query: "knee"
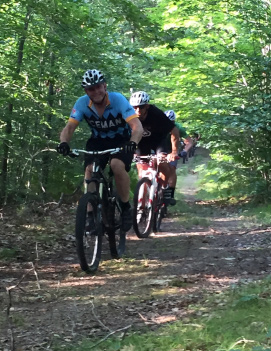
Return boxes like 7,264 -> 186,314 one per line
111,159 -> 126,175
85,164 -> 93,178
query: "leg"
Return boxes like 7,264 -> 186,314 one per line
168,162 -> 178,202
110,158 -> 132,231
110,158 -> 130,202
158,158 -> 176,206
158,161 -> 171,188
168,164 -> 177,188
84,164 -> 96,192
136,163 -> 145,179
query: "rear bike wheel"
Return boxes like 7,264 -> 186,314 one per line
75,192 -> 103,273
153,186 -> 166,233
133,177 -> 153,238
106,196 -> 126,259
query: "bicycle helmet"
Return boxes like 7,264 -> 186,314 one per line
129,91 -> 150,106
81,69 -> 106,88
165,110 -> 176,121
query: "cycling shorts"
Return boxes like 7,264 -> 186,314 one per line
84,137 -> 133,172
169,160 -> 178,168
136,138 -> 169,156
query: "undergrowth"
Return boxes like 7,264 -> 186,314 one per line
52,276 -> 271,351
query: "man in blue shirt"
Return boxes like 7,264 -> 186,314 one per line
57,69 -> 143,231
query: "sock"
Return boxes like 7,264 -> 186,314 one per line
169,187 -> 175,198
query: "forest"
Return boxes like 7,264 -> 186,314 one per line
1,0 -> 271,204
2,2 -> 271,350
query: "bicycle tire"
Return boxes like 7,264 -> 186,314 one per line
133,177 -> 153,238
153,186 -> 166,233
106,196 -> 126,259
75,192 -> 103,273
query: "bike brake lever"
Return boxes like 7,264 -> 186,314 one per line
69,149 -> 79,157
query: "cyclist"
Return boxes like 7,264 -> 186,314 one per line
57,69 -> 143,231
129,91 -> 180,205
165,110 -> 193,204
192,131 -> 201,148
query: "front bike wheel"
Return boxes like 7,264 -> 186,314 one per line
133,177 -> 153,238
106,197 -> 126,259
153,186 -> 166,233
75,192 -> 103,273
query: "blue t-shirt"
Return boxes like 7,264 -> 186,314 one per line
69,92 -> 138,139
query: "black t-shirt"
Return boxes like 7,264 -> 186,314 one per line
138,105 -> 175,147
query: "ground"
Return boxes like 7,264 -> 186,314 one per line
1,148 -> 271,351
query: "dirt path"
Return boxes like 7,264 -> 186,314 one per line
1,148 -> 271,350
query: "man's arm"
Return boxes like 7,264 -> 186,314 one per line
183,136 -> 193,153
127,117 -> 143,145
169,126 -> 180,160
60,121 -> 78,143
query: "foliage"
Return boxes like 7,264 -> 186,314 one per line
2,0 -> 271,203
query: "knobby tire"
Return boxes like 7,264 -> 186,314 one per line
153,185 -> 166,233
102,189 -> 126,259
75,192 -> 103,273
133,177 -> 153,238
107,202 -> 126,259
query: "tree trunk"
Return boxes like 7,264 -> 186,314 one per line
41,52 -> 55,194
0,10 -> 31,204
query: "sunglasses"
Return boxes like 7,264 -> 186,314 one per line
133,105 -> 146,110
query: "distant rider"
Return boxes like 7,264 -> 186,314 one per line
165,110 -> 193,203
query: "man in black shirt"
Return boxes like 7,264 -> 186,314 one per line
129,91 -> 180,205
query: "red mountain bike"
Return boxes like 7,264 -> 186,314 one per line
133,155 -> 168,238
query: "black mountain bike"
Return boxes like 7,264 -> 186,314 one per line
70,148 -> 126,273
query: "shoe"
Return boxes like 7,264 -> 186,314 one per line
85,213 -> 96,235
163,187 -> 176,206
121,207 -> 132,232
170,197 -> 176,206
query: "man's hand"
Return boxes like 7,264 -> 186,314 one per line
123,141 -> 137,153
167,151 -> 179,162
56,142 -> 70,156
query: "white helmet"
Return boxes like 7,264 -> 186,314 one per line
165,110 -> 176,121
81,69 -> 106,88
129,91 -> 150,106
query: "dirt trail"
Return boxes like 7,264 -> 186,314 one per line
1,148 -> 271,350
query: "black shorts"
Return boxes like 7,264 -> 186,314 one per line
136,138 -> 169,156
84,137 -> 133,172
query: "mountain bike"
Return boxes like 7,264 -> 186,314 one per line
70,147 -> 126,273
133,154 -> 168,238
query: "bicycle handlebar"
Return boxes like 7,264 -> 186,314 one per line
133,154 -> 180,163
69,147 -> 123,157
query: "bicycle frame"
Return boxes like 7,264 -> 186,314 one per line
72,147 -> 121,194
135,155 -> 166,205
137,156 -> 158,206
